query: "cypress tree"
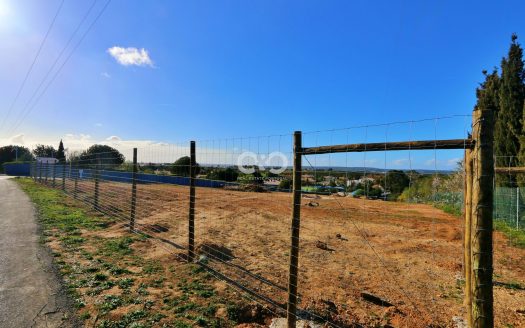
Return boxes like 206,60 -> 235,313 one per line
475,69 -> 504,184
479,69 -> 501,154
56,140 -> 66,163
499,34 -> 525,170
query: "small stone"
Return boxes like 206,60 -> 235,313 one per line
269,318 -> 323,328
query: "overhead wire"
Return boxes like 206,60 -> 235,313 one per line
6,0 -> 112,137
0,0 -> 66,134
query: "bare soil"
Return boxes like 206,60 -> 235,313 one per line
73,180 -> 525,327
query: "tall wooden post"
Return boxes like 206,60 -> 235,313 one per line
464,148 -> 473,327
130,148 -> 138,231
287,131 -> 302,328
94,159 -> 100,211
470,108 -> 494,327
188,141 -> 196,262
38,161 -> 42,183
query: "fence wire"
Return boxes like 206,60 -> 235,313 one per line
25,115 -> 525,327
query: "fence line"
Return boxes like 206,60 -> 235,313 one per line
27,111 -> 500,328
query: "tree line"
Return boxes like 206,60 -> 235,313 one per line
477,34 -> 525,185
0,141 -> 126,172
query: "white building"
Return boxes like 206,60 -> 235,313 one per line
36,157 -> 59,164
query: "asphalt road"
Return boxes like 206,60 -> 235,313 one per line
0,176 -> 75,327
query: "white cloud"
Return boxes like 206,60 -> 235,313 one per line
107,46 -> 154,67
10,134 -> 25,145
392,158 -> 408,166
94,123 -> 103,127
62,134 -> 93,149
106,135 -> 122,142
447,158 -> 461,167
101,72 -> 111,78
425,159 -> 437,166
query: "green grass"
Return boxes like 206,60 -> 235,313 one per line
493,220 -> 525,248
429,194 -> 525,249
434,203 -> 463,217
17,178 -> 109,232
99,237 -> 135,256
15,178 -> 253,327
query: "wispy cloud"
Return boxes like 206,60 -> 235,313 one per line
447,158 -> 461,167
425,159 -> 437,166
101,72 -> 111,78
392,158 -> 408,166
107,46 -> 154,67
94,123 -> 103,127
106,135 -> 122,142
9,134 -> 25,144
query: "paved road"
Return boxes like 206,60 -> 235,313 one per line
0,176 -> 75,327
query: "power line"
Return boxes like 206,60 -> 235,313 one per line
3,0 -> 99,139
0,0 -> 66,133
5,0 -> 112,137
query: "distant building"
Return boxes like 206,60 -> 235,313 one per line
346,177 -> 374,187
36,157 -> 59,164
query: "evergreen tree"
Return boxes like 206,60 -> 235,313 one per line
478,69 -> 501,163
499,34 -> 525,169
56,140 -> 66,163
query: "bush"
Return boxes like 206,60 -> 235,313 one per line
171,156 -> 200,177
206,167 -> 238,182
75,145 -> 125,167
0,146 -> 34,172
352,189 -> 364,197
278,179 -> 291,190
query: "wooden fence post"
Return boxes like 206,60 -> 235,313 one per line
188,141 -> 196,262
62,163 -> 66,191
94,159 -> 100,211
470,108 -> 494,327
287,131 -> 302,328
130,148 -> 138,231
464,148 -> 473,327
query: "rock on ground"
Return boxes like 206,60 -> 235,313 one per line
269,318 -> 323,328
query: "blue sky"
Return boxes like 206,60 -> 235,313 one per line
0,0 -> 524,168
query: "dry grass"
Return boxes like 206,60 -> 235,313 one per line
24,178 -> 525,327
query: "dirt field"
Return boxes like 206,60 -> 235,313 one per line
69,179 -> 525,327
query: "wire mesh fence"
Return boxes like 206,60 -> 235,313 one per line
494,155 -> 525,232
24,113 -> 524,327
494,187 -> 524,229
295,117 -> 469,327
493,156 -> 525,271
